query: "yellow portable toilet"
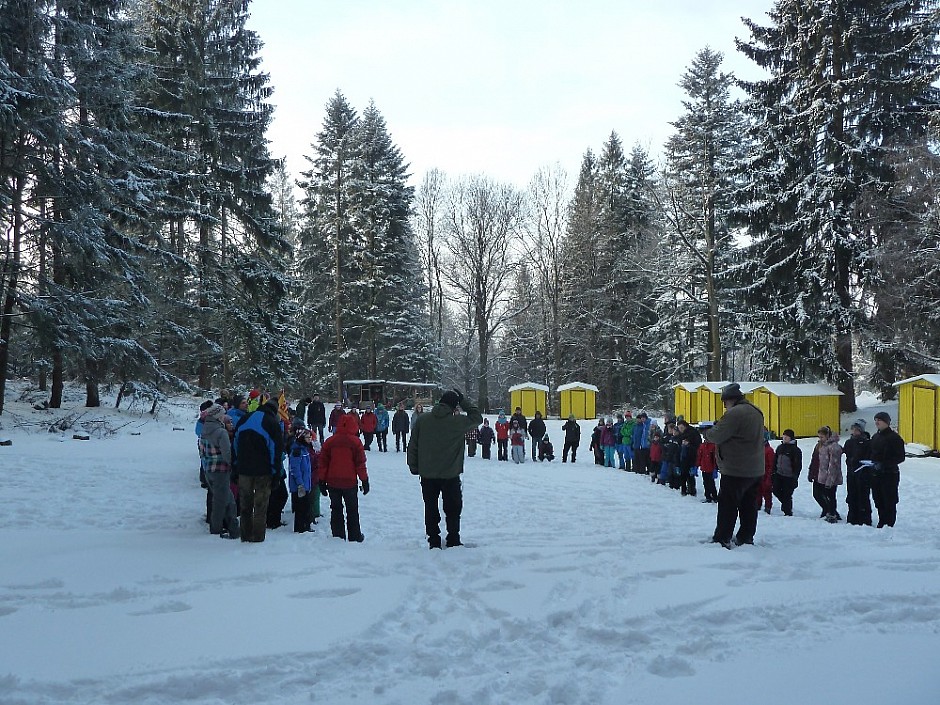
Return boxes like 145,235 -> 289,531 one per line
673,382 -> 705,423
894,374 -> 940,451
750,383 -> 842,438
695,381 -> 730,424
557,382 -> 598,420
509,382 -> 549,418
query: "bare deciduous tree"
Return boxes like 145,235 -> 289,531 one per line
442,176 -> 526,412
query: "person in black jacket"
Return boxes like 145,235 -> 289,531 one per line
561,415 -> 580,463
306,393 -> 327,442
511,407 -> 528,436
843,419 -> 873,526
392,402 -> 410,452
772,429 -> 802,516
528,411 -> 546,461
677,420 -> 701,496
233,399 -> 285,543
477,419 -> 495,459
661,424 -> 682,488
869,411 -> 905,528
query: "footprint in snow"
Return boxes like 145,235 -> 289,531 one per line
129,601 -> 192,616
647,655 -> 695,678
288,587 -> 361,599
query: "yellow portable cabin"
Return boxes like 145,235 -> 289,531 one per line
509,383 -> 549,418
894,374 -> 940,452
694,381 -> 730,424
673,382 -> 705,423
557,382 -> 598,420
750,383 -> 842,438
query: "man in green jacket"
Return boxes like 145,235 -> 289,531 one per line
706,383 -> 766,548
407,389 -> 483,549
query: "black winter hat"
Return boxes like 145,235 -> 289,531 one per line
874,411 -> 891,424
721,383 -> 745,401
440,390 -> 461,409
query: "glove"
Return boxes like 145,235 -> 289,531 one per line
361,479 -> 370,495
319,482 -> 329,497
452,388 -> 465,408
297,487 -> 307,498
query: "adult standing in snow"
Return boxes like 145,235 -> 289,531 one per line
199,404 -> 239,538
868,411 -> 906,528
233,398 -> 284,543
528,411 -> 546,461
407,390 -> 483,549
306,393 -> 327,442
843,419 -> 872,526
561,415 -> 580,463
631,412 -> 652,476
392,402 -> 410,452
374,403 -> 390,452
328,403 -> 344,435
706,383 -> 766,548
511,407 -> 528,437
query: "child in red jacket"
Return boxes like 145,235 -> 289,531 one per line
758,433 -> 775,513
319,414 -> 369,542
648,428 -> 663,483
696,431 -> 719,503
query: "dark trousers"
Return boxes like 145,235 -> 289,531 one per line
313,424 -> 325,443
772,474 -> 798,515
846,468 -> 873,526
713,475 -> 762,544
421,476 -> 462,546
813,482 -> 838,517
238,475 -> 271,542
206,471 -> 238,535
328,486 -> 362,540
481,442 -> 492,459
377,430 -> 388,452
562,441 -> 577,462
633,447 -> 650,475
871,471 -> 900,527
267,476 -> 288,528
467,440 -> 477,457
702,471 -> 718,501
497,439 -> 508,461
395,430 -> 407,451
592,446 -> 604,465
363,432 -> 374,450
680,466 -> 697,496
291,491 -> 311,532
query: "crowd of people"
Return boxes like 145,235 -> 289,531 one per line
194,384 -> 907,549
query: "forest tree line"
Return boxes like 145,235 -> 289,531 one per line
2,0 -> 939,415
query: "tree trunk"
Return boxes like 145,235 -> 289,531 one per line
477,320 -> 490,413
197,193 -> 211,390
85,358 -> 100,407
0,174 -> 23,415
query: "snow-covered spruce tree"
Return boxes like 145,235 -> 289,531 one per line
347,101 -> 435,383
864,138 -> 940,396
661,47 -> 747,382
442,175 -> 526,412
734,0 -> 940,411
136,0 -> 286,392
558,149 -> 603,396
0,1 -> 72,414
298,91 -> 362,398
23,0 -> 177,409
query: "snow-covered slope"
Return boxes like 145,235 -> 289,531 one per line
1,392 -> 939,704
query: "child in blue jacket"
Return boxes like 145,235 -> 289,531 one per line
289,423 -> 315,533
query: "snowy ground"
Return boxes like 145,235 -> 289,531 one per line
1,387 -> 939,705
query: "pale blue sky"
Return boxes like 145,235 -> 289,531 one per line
247,0 -> 773,188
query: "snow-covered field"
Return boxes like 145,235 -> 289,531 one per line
1,387 -> 939,705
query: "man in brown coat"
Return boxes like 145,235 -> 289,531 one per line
706,383 -> 766,548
